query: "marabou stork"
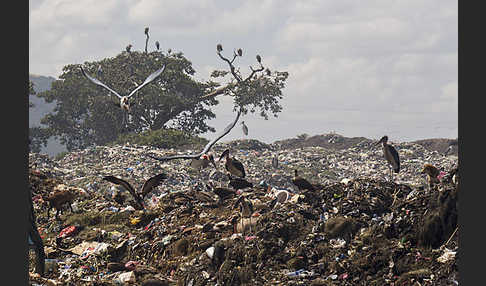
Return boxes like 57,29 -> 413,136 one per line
102,173 -> 166,210
375,135 -> 400,182
233,195 -> 254,234
206,181 -> 238,204
80,65 -> 166,128
219,149 -> 246,178
241,121 -> 248,136
292,169 -> 315,192
228,174 -> 253,191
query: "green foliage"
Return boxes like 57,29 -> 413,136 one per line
54,151 -> 69,161
31,40 -> 288,152
29,126 -> 52,153
110,128 -> 209,149
36,49 -> 218,151
29,80 -> 35,108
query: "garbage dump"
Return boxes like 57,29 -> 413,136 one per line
28,137 -> 458,285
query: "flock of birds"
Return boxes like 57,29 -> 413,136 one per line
29,30 -> 457,279
44,31 -> 452,233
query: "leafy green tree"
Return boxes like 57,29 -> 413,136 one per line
34,42 -> 288,151
29,80 -> 35,108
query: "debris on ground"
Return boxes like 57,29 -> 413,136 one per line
28,137 -> 458,285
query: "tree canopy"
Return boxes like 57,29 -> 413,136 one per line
31,41 -> 288,152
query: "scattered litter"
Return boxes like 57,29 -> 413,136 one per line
28,138 -> 458,285
437,248 -> 457,263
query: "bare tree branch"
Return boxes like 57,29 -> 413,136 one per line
217,51 -> 242,82
244,64 -> 265,82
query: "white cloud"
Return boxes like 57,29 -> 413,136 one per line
29,0 -> 458,143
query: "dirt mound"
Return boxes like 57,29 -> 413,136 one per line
273,133 -> 372,150
28,144 -> 459,285
412,138 -> 458,156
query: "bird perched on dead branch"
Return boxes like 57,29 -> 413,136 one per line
102,173 -> 166,210
375,135 -> 400,182
292,169 -> 315,192
219,149 -> 246,178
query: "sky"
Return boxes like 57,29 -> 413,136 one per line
29,0 -> 458,145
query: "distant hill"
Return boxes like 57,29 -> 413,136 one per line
29,74 -> 56,126
28,74 -> 458,157
272,133 -> 458,156
411,138 -> 458,156
29,74 -> 67,156
273,133 -> 374,150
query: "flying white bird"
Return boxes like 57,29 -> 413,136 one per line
80,65 -> 166,112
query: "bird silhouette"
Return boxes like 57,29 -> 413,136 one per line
219,149 -> 246,178
233,195 -> 255,234
241,121 -> 248,136
227,174 -> 253,191
291,169 -> 315,192
375,135 -> 400,182
102,173 -> 166,209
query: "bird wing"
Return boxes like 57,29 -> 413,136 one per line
127,65 -> 166,98
229,158 -> 246,178
146,110 -> 240,162
103,176 -> 144,208
388,145 -> 400,173
199,110 -> 241,155
140,173 -> 167,198
146,153 -> 201,162
81,67 -> 123,99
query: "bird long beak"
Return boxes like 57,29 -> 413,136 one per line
211,158 -> 217,169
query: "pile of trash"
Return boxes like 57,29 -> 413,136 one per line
28,138 -> 458,285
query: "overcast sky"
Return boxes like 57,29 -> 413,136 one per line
29,0 -> 457,144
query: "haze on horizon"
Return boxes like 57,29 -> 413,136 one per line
29,0 -> 458,148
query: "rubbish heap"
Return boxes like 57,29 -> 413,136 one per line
28,137 -> 458,285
